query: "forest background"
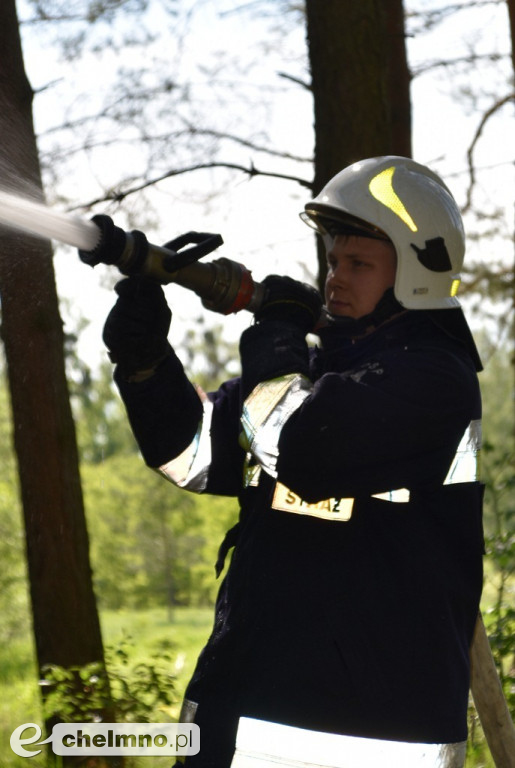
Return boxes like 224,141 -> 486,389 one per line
0,1 -> 514,766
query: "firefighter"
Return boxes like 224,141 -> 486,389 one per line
103,156 -> 484,767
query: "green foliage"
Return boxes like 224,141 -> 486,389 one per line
0,372 -> 31,646
107,634 -> 176,722
1,607 -> 213,767
40,662 -> 111,724
480,341 -> 515,629
65,319 -> 240,610
465,341 -> 515,757
176,318 -> 240,392
40,634 -> 176,725
67,351 -> 138,462
480,439 -> 515,713
82,451 -> 239,610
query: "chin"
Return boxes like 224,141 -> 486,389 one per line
329,306 -> 357,318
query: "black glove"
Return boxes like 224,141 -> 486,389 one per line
103,276 -> 172,379
239,274 -> 321,400
255,275 -> 323,334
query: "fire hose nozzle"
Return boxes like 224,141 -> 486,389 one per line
78,214 -> 265,315
78,214 -> 326,327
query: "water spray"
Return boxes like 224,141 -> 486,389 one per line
0,190 -> 265,315
0,189 -> 100,250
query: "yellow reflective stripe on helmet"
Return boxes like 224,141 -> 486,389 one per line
369,166 -> 418,232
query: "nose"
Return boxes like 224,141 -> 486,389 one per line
326,256 -> 348,289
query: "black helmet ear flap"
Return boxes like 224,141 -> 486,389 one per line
426,308 -> 483,372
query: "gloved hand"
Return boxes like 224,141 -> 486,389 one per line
254,275 -> 322,334
103,276 -> 172,379
239,276 -> 320,400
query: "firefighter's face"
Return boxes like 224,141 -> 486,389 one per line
325,235 -> 397,319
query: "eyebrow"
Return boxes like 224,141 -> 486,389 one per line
328,250 -> 377,261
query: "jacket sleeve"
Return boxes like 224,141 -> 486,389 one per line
114,349 -> 245,497
243,343 -> 481,502
114,350 -> 203,467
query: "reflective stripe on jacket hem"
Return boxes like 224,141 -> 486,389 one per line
231,717 -> 466,768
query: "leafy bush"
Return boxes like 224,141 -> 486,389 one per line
40,634 -> 176,725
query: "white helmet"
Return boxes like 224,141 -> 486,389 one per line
301,156 -> 465,310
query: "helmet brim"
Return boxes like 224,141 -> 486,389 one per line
301,205 -> 390,241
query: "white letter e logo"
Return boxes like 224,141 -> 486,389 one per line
10,723 -> 52,757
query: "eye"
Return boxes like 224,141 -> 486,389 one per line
352,258 -> 370,270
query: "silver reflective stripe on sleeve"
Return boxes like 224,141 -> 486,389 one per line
242,379 -> 481,507
240,373 -> 312,478
372,487 -> 410,502
444,419 -> 481,485
157,397 -> 213,492
232,717 -> 466,768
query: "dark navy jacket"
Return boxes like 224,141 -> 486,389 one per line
115,311 -> 484,764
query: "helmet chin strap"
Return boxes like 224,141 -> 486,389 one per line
318,288 -> 405,344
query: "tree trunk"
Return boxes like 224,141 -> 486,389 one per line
502,0 -> 515,700
505,0 -> 515,448
0,0 -> 114,758
305,0 -> 411,288
470,615 -> 515,768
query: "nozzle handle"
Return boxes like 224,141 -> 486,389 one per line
162,232 -> 224,272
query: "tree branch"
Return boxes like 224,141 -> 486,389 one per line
277,71 -> 312,91
411,52 -> 508,79
175,123 -> 313,163
39,119 -> 313,166
463,93 -> 515,213
69,161 -> 314,210
406,1 -> 501,34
